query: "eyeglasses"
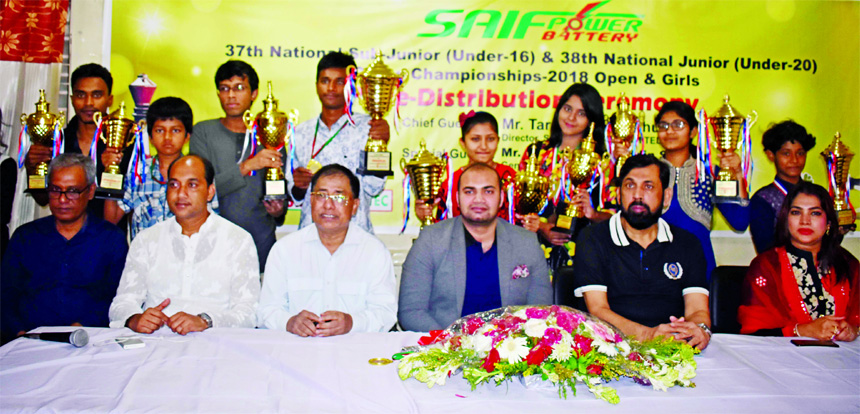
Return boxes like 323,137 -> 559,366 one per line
217,84 -> 249,94
656,120 -> 688,131
47,186 -> 87,200
309,192 -> 350,205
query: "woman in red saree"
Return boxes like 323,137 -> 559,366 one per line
739,182 -> 858,341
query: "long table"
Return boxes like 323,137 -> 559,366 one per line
1,327 -> 858,413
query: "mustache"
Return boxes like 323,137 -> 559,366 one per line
626,201 -> 652,214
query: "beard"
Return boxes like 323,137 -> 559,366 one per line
621,200 -> 663,230
460,202 -> 498,227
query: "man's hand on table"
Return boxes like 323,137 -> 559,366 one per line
168,312 -> 209,335
316,311 -> 353,337
287,310 -> 321,337
126,298 -> 171,333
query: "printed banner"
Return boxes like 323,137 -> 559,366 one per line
110,0 -> 860,231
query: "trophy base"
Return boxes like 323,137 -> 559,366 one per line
837,209 -> 856,227
23,187 -> 47,195
552,215 -> 579,236
264,180 -> 287,201
28,175 -> 47,189
714,180 -> 739,197
95,187 -> 125,200
358,150 -> 393,178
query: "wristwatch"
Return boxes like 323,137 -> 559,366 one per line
198,313 -> 213,329
698,323 -> 712,337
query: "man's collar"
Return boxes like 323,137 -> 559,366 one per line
462,220 -> 497,248
609,212 -> 673,247
171,213 -> 215,237
308,223 -> 360,247
317,112 -> 349,130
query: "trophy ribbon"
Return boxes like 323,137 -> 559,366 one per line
344,66 -> 359,126
16,124 -> 30,169
400,167 -> 411,234
89,112 -> 103,167
506,181 -> 515,224
740,117 -> 754,194
441,152 -> 453,220
128,121 -> 149,189
695,109 -> 715,184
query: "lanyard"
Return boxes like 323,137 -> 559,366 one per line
311,116 -> 348,160
150,159 -> 166,185
774,179 -> 788,196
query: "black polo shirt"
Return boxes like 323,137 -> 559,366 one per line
573,213 -> 708,328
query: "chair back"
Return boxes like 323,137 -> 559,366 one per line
709,265 -> 748,334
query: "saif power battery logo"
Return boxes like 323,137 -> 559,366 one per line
418,0 -> 643,42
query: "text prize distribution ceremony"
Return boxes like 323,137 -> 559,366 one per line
0,0 -> 859,412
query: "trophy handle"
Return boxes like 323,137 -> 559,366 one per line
92,111 -> 102,127
399,68 -> 410,88
747,110 -> 758,127
399,157 -> 407,174
242,110 -> 254,131
56,111 -> 66,130
20,113 -> 27,126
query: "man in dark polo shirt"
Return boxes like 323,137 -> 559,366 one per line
574,154 -> 711,350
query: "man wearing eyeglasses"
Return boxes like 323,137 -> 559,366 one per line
1,154 -> 128,344
190,60 -> 285,271
258,164 -> 397,336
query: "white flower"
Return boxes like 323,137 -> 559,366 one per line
497,337 -> 530,364
524,319 -> 548,338
513,309 -> 528,319
594,339 -> 618,357
470,334 -> 493,355
549,336 -> 572,361
617,340 -> 631,354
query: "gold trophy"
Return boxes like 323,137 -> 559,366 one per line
401,141 -> 446,228
20,90 -> 65,191
243,81 -> 299,200
514,140 -> 550,216
553,126 -> 604,234
821,132 -> 856,229
349,50 -> 409,178
709,94 -> 757,202
94,102 -> 139,199
607,92 -> 642,173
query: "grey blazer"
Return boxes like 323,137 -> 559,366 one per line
398,217 -> 552,332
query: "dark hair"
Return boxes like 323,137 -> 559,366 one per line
215,60 -> 259,91
317,52 -> 356,80
146,97 -> 193,137
311,163 -> 360,199
71,63 -> 113,94
457,162 -> 502,191
460,111 -> 498,138
774,181 -> 849,283
654,100 -> 699,130
548,83 -> 605,154
168,154 -> 215,186
762,120 -> 816,153
617,153 -> 669,190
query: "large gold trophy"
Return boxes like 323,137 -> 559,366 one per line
514,141 -> 550,216
94,102 -> 139,199
821,132 -> 856,229
401,141 -> 446,228
607,92 -> 642,173
243,81 -> 299,200
20,90 -> 65,191
708,94 -> 757,202
349,50 -> 409,178
553,126 -> 604,234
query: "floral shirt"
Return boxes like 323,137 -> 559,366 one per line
786,244 -> 835,319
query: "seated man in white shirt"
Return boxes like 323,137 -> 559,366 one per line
109,154 -> 261,334
258,164 -> 397,336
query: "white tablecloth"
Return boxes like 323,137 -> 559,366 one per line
0,327 -> 858,413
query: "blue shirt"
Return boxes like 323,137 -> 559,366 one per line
749,176 -> 795,254
461,228 -> 502,317
1,215 -> 128,342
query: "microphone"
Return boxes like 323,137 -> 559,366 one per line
24,329 -> 89,347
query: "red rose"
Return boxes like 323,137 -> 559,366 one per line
587,364 -> 603,375
482,348 -> 501,372
526,344 -> 552,366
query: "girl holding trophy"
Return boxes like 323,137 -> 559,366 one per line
413,111 -> 529,228
655,101 -> 750,280
518,83 -> 612,271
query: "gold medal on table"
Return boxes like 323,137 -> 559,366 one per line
307,159 -> 322,173
368,357 -> 393,366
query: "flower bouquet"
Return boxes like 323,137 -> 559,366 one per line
396,305 -> 699,404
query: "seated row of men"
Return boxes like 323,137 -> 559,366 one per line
2,152 -> 711,350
